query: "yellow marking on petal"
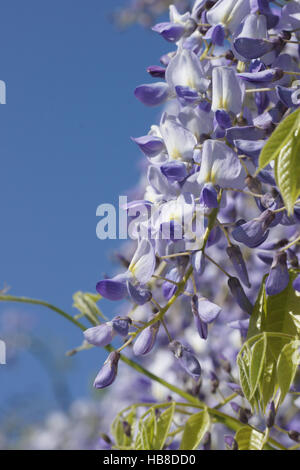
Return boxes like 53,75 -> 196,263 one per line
187,79 -> 196,89
171,148 -> 182,160
129,262 -> 137,277
210,170 -> 216,184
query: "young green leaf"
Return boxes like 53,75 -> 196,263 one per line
248,271 -> 300,341
152,402 -> 175,450
243,270 -> 300,411
258,108 -> 300,171
73,291 -> 105,322
249,333 -> 267,399
235,427 -> 264,450
274,130 -> 300,214
135,408 -> 156,450
277,340 -> 300,404
111,415 -> 128,448
237,343 -> 258,409
179,410 -> 210,450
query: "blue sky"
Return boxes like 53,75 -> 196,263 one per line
0,0 -> 169,423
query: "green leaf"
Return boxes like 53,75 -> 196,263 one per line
135,409 -> 156,450
111,415 -> 127,448
258,347 -> 278,412
274,130 -> 300,214
73,291 -> 105,322
249,333 -> 267,399
238,344 -> 258,409
179,410 -> 210,450
277,339 -> 300,404
258,108 -> 300,171
248,271 -> 300,340
111,408 -> 137,449
235,427 -> 264,450
239,270 -> 300,411
153,403 -> 175,450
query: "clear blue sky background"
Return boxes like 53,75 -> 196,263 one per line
0,0 -> 169,425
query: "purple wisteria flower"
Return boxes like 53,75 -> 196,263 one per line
94,351 -> 120,389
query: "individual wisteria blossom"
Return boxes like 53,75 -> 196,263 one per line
196,139 -> 245,189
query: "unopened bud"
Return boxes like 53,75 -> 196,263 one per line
245,175 -> 262,195
203,431 -> 211,450
122,421 -> 131,438
169,340 -> 201,380
220,354 -> 232,374
133,320 -> 160,356
94,351 -> 120,389
100,433 -> 112,445
224,435 -> 238,450
228,277 -> 253,315
210,371 -> 219,393
266,401 -> 276,428
288,430 -> 300,443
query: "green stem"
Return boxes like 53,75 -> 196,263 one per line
0,295 -> 86,331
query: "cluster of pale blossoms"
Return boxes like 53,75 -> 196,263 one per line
113,0 -> 191,28
84,0 -> 300,450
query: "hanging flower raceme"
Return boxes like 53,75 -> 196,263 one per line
83,2 -> 300,449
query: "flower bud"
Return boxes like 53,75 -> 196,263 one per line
245,175 -> 262,195
232,210 -> 274,248
111,316 -> 132,337
133,321 -> 160,356
230,402 -> 251,424
226,245 -> 251,288
266,401 -> 276,428
224,435 -> 238,450
122,421 -> 131,438
94,351 -> 120,389
288,430 -> 300,443
203,431 -> 211,450
266,252 -> 289,296
220,354 -> 232,374
226,382 -> 244,397
210,371 -> 219,393
228,277 -> 253,315
84,322 -> 115,347
147,65 -> 166,79
99,434 -> 112,450
169,340 -> 201,380
191,295 -> 221,340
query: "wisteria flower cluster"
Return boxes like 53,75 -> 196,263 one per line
83,0 -> 300,450
2,0 -> 300,451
